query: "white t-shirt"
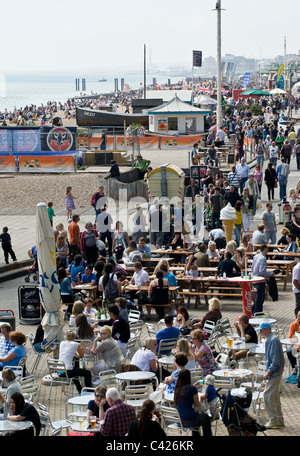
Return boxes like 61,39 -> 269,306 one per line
131,348 -> 156,371
133,269 -> 149,286
59,340 -> 79,370
269,146 -> 278,158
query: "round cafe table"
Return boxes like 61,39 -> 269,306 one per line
248,317 -> 277,326
213,368 -> 253,379
71,420 -> 103,433
0,420 -> 34,435
115,371 -> 156,386
228,276 -> 265,318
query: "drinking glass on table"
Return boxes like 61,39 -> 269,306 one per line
90,416 -> 96,428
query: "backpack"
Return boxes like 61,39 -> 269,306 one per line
104,277 -> 119,302
91,193 -> 95,206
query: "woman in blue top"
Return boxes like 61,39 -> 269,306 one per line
281,233 -> 298,260
87,385 -> 110,423
174,369 -> 212,436
0,332 -> 26,370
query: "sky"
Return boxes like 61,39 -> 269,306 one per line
1,0 -> 299,74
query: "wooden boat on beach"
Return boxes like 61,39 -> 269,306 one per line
76,107 -> 149,127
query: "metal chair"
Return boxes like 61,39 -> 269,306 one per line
160,405 -> 201,436
37,404 -> 73,435
202,320 -> 215,338
215,317 -> 233,338
124,385 -> 149,412
99,369 -> 119,389
22,383 -> 39,404
157,338 -> 178,357
128,310 -> 141,324
123,336 -> 138,362
189,367 -> 204,389
46,359 -> 80,402
145,322 -> 157,337
129,322 -> 143,345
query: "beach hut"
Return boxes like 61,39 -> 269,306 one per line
147,163 -> 185,201
145,94 -> 210,135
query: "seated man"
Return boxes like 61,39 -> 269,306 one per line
80,265 -> 97,285
252,223 -> 268,245
137,237 -> 151,259
130,261 -> 150,287
205,144 -> 219,166
155,314 -> 180,355
0,323 -> 14,358
218,251 -> 241,277
100,387 -> 136,436
287,311 -> 300,375
232,314 -> 258,361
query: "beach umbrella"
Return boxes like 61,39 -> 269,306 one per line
36,202 -> 64,350
239,89 -> 271,96
269,88 -> 286,94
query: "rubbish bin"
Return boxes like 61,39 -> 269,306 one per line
278,198 -> 292,224
18,285 -> 42,325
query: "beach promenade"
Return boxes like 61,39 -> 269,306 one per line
1,148 -> 300,437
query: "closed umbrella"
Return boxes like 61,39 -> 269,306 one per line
36,202 -> 64,350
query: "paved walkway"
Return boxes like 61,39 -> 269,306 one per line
1,149 -> 300,437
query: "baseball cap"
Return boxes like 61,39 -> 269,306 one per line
256,322 -> 272,331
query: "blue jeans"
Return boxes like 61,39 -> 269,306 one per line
279,178 -> 287,200
252,281 -> 266,314
264,230 -> 276,244
296,154 -> 300,170
233,224 -> 242,247
240,177 -> 248,193
182,412 -> 212,437
252,195 -> 257,216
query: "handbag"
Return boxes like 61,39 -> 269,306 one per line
274,181 -> 278,188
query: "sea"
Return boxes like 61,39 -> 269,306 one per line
0,70 -> 186,113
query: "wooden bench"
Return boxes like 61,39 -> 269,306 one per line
178,290 -> 243,309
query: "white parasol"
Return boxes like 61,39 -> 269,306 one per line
269,88 -> 286,94
36,203 -> 64,350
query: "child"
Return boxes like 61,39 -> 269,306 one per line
164,353 -> 188,394
47,202 -> 55,227
65,186 -> 76,219
199,374 -> 219,419
0,226 -> 17,264
83,297 -> 98,323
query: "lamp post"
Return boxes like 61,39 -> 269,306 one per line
214,1 -> 224,131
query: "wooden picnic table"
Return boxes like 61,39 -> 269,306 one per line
174,275 -> 243,308
123,284 -> 180,312
246,251 -> 300,259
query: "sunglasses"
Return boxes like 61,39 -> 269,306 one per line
95,394 -> 105,398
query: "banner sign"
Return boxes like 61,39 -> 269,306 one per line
161,135 -> 204,150
193,50 -> 202,67
12,129 -> 41,153
0,130 -> 12,153
19,155 -> 74,172
0,156 -> 16,172
42,126 -> 77,151
243,72 -> 250,89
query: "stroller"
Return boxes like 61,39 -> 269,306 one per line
24,248 -> 38,283
218,387 -> 267,436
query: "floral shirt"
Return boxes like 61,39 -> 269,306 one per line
193,342 -> 217,376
